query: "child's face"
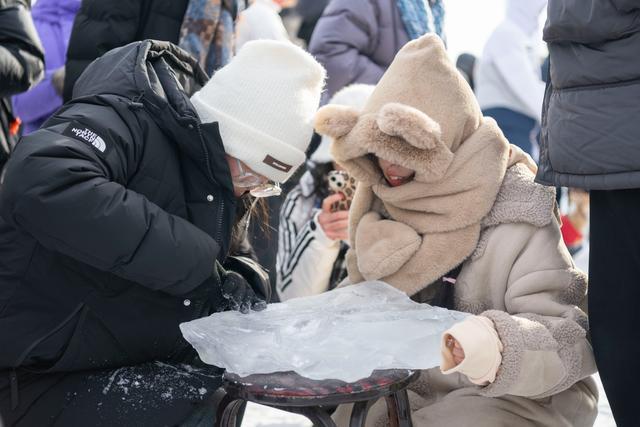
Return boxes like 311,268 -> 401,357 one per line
377,158 -> 415,187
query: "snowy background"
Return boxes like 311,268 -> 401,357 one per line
445,0 -> 508,60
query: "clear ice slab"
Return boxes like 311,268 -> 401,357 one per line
180,281 -> 469,382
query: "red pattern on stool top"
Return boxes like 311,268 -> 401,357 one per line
223,369 -> 415,400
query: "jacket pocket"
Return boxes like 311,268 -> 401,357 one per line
20,304 -> 131,373
46,305 -> 139,372
17,303 -> 86,372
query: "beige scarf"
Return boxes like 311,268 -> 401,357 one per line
345,118 -> 510,296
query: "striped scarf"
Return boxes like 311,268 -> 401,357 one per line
396,0 -> 446,42
178,0 -> 249,76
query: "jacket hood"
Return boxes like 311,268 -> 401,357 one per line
506,0 -> 547,36
316,35 -> 484,185
73,40 -> 234,191
73,40 -> 208,116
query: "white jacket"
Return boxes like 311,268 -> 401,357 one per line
236,0 -> 290,50
276,171 -> 343,300
475,0 -> 547,122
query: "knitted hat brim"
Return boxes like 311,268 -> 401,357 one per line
192,92 -> 307,183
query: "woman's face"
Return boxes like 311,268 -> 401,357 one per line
227,156 -> 269,197
377,158 -> 415,187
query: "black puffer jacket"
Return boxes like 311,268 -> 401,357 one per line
0,40 -> 239,373
536,0 -> 640,190
62,0 -> 189,101
0,0 -> 44,170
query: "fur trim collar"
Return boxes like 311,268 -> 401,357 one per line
483,162 -> 557,229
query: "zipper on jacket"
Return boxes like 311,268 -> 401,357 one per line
195,122 -> 216,183
195,121 -> 232,255
216,198 -> 225,249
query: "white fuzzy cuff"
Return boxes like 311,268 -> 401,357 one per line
440,315 -> 503,385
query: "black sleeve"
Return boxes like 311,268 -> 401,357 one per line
63,0 -> 145,101
0,102 -> 220,296
0,0 -> 44,98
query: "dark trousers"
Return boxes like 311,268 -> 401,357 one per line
483,107 -> 537,156
589,189 -> 640,427
0,361 -> 223,427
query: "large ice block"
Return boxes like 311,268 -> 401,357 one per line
180,281 -> 468,382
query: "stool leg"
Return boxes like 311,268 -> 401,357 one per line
281,406 -> 337,427
385,390 -> 412,427
210,389 -> 245,427
349,400 -> 375,427
219,400 -> 245,427
234,402 -> 246,427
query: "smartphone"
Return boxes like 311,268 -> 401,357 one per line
327,170 -> 355,212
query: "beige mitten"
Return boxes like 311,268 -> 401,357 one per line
355,211 -> 421,280
440,316 -> 503,385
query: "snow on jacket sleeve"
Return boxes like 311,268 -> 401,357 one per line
0,0 -> 44,98
276,187 -> 341,300
308,0 -> 385,98
0,102 -> 220,296
478,221 -> 596,399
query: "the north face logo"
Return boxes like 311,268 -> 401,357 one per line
70,127 -> 106,152
63,122 -> 109,155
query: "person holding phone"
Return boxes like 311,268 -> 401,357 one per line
276,84 -> 374,300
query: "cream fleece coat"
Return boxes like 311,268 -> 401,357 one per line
316,34 -> 597,427
332,155 -> 598,427
316,35 -> 511,296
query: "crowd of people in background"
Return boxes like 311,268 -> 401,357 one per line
0,0 -> 638,426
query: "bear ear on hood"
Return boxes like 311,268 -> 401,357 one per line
314,104 -> 360,140
376,103 -> 443,150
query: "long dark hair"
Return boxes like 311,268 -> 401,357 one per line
229,195 -> 270,254
230,161 -> 330,255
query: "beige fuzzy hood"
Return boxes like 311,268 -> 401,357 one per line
316,34 -> 486,185
315,34 -> 513,295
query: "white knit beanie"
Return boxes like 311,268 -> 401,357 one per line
190,40 -> 326,183
310,84 -> 375,164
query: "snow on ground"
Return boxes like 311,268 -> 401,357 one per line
242,244 -> 615,427
242,403 -> 312,427
595,373 -> 616,427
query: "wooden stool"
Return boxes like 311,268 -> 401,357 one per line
212,369 -> 419,427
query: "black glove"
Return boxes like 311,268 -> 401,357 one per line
223,255 -> 272,303
221,271 -> 267,314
